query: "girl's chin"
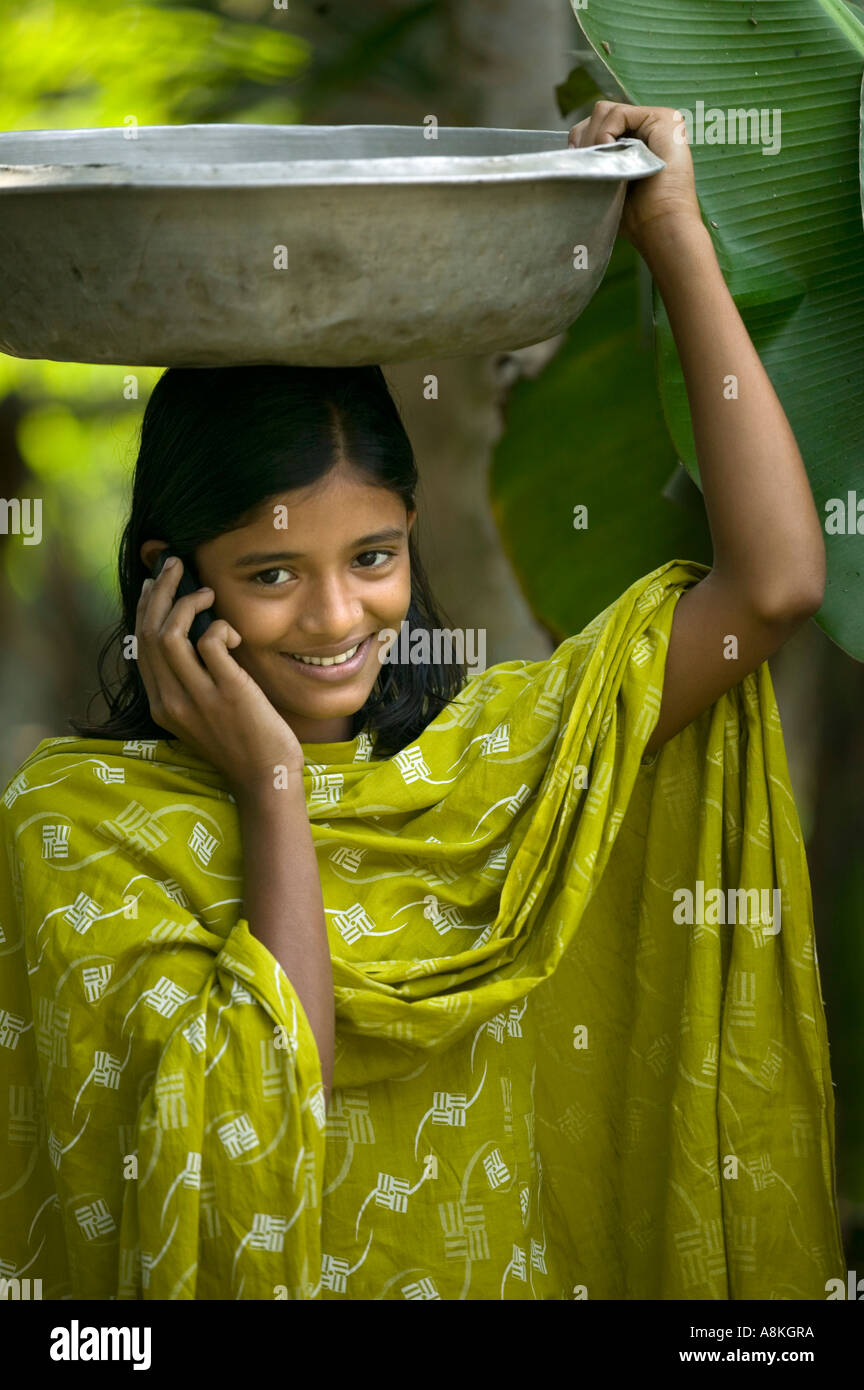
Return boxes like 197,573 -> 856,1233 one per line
268,677 -> 379,718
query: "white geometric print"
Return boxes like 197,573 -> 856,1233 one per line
481,724 -> 510,754
182,1015 -> 207,1054
484,1148 -> 510,1188
100,801 -> 168,854
183,1153 -> 202,1189
431,1092 -> 467,1126
321,1254 -> 350,1293
217,1114 -> 259,1158
482,845 -> 509,875
41,825 -> 70,859
354,731 -> 374,760
121,740 -> 158,759
162,878 -> 190,908
7,1086 -> 38,1144
375,1173 -> 410,1213
2,773 -> 28,807
142,977 -> 191,1019
188,822 -> 219,865
0,1009 -> 26,1050
394,747 -> 430,784
439,1201 -> 489,1261
402,1277 -> 440,1299
82,964 -> 112,1002
308,772 -> 344,809
36,1000 -> 70,1065
64,892 -> 101,934
249,1214 -> 289,1252
259,1039 -> 284,1098
730,971 -> 757,1027
325,1089 -> 375,1144
94,764 -> 125,783
486,1001 -> 526,1042
308,1086 -> 327,1130
332,903 -> 376,945
75,1198 -> 116,1240
330,845 -> 365,873
422,895 -> 464,934
93,1051 -> 122,1089
505,784 -> 531,816
155,1072 -> 187,1128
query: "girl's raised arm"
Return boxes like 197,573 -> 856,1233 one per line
569,103 -> 825,755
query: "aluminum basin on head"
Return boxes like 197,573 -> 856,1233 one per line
0,124 -> 665,368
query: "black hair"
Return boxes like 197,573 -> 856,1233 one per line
69,364 -> 467,759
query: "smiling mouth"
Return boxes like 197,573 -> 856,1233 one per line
292,642 -> 361,667
280,633 -> 374,676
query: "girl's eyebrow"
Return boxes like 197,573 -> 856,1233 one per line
233,527 -> 407,567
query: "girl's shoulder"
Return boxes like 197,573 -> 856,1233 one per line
2,736 -> 97,810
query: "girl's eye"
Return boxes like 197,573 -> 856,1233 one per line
252,568 -> 292,586
251,552 -> 395,584
354,549 -> 395,568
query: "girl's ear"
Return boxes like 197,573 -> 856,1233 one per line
140,539 -> 170,572
406,508 -> 417,535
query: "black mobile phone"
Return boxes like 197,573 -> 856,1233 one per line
151,549 -> 214,647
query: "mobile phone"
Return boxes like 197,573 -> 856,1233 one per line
150,549 -> 214,647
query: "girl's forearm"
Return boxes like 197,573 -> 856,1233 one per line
234,775 -> 334,1108
641,217 -> 825,618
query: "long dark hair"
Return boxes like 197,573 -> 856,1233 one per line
69,364 -> 467,758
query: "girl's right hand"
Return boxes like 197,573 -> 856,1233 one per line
136,555 -> 305,789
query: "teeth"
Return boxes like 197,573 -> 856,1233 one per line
292,641 -> 361,667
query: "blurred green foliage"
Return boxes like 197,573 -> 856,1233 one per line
0,0 -> 308,131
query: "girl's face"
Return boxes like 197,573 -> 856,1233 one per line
154,464 -> 415,745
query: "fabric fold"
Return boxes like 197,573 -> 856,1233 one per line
0,559 -> 844,1298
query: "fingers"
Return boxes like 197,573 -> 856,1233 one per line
136,558 -> 217,722
568,117 -> 590,148
588,102 -> 654,146
135,569 -> 187,722
568,100 -> 675,150
193,618 -> 247,691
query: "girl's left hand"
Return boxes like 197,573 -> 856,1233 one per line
568,101 -> 703,256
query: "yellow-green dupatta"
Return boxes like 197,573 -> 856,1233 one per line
0,560 -> 844,1299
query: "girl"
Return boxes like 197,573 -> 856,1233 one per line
0,104 -> 842,1300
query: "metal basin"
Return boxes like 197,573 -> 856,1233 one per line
0,124 -> 663,367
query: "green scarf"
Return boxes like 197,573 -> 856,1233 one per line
0,560 -> 843,1299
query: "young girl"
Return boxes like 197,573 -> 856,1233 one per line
0,104 -> 843,1300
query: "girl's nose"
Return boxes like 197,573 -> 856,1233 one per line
293,577 -> 364,638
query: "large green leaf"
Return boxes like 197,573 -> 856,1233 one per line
576,0 -> 864,659
490,241 -> 712,639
